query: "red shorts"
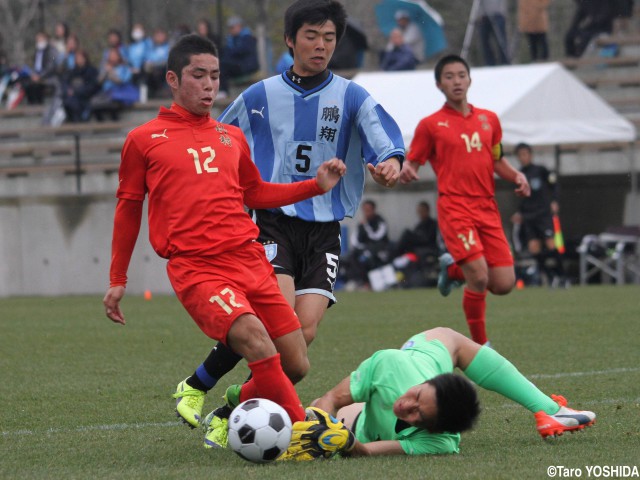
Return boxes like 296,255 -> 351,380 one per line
166,241 -> 301,344
437,195 -> 513,267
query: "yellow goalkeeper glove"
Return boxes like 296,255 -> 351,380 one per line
304,407 -> 356,455
277,420 -> 334,461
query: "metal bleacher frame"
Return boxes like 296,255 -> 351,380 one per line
577,232 -> 640,285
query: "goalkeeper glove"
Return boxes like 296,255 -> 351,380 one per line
304,407 -> 356,455
277,420 -> 334,461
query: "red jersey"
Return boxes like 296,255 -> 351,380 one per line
407,103 -> 502,198
116,103 -> 323,261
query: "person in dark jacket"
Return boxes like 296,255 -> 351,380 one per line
344,200 -> 391,289
510,143 -> 566,287
381,28 -> 418,71
218,16 -> 259,97
23,32 -> 59,104
61,49 -> 99,122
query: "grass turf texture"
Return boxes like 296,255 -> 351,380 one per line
1,286 -> 638,479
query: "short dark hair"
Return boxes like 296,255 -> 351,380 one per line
107,28 -> 122,42
515,142 -> 532,154
434,54 -> 470,83
423,374 -> 480,434
284,0 -> 347,56
362,199 -> 376,209
167,34 -> 218,81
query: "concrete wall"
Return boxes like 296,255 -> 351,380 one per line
0,170 -> 637,297
0,191 -> 172,297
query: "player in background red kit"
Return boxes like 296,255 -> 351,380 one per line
400,54 -> 530,345
102,34 -> 346,425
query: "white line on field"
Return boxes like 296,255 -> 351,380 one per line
527,366 -> 640,379
3,368 -> 638,437
2,421 -> 182,437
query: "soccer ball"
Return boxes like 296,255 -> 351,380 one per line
227,398 -> 292,463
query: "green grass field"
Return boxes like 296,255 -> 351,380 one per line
1,286 -> 639,479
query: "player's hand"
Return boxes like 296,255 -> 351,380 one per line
368,157 -> 400,188
315,158 -> 346,192
399,160 -> 421,184
550,200 -> 559,215
513,172 -> 530,197
103,286 -> 126,325
305,407 -> 356,454
278,420 -> 334,461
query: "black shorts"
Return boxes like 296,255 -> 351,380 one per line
522,212 -> 554,243
255,210 -> 341,303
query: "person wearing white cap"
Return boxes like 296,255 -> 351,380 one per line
387,9 -> 425,63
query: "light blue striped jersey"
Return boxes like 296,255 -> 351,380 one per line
218,71 -> 405,222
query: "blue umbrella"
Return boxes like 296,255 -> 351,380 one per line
375,0 -> 447,59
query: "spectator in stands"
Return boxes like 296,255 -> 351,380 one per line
196,18 -> 222,48
380,28 -> 418,71
144,27 -> 171,98
52,21 -> 70,64
61,49 -> 99,123
390,9 -> 425,64
60,33 -> 80,72
564,0 -> 614,58
22,31 -> 59,105
127,23 -> 151,84
91,47 -> 137,121
219,15 -> 259,98
510,143 -> 567,287
101,29 -> 128,71
474,0 -> 511,65
517,0 -> 551,62
392,201 -> 440,259
344,200 -> 391,290
0,48 -> 11,104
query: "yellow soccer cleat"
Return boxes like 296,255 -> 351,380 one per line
173,379 -> 205,429
203,408 -> 230,449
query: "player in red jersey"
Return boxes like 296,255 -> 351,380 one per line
400,54 -> 530,345
102,34 -> 346,425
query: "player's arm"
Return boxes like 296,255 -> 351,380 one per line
312,380 -> 407,457
348,440 -> 406,457
242,151 -> 345,208
494,153 -> 530,197
400,119 -> 431,184
103,198 -> 143,325
312,376 -> 354,416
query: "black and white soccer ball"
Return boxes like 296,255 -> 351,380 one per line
227,398 -> 292,463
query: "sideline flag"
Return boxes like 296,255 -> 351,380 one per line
553,214 -> 565,254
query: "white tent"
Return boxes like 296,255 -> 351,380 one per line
353,62 -> 636,147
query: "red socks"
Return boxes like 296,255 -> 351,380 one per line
447,262 -> 465,282
239,353 -> 305,423
463,288 -> 488,344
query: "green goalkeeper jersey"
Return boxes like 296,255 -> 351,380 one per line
349,336 -> 461,455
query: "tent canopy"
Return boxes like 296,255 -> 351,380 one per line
353,63 -> 636,147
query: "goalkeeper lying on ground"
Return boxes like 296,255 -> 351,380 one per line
216,326 -> 595,458
300,326 -> 596,457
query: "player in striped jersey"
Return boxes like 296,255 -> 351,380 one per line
172,0 -> 405,448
